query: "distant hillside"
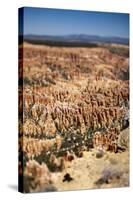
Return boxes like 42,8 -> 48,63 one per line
22,34 -> 129,46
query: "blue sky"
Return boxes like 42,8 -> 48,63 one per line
21,7 -> 129,38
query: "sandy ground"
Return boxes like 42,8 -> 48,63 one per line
54,149 -> 129,191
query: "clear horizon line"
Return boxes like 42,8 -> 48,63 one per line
23,33 -> 129,39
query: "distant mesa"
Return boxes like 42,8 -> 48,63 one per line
22,34 -> 129,46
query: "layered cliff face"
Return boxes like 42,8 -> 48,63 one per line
19,42 -> 129,192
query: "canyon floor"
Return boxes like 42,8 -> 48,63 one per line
55,150 -> 129,191
19,42 -> 129,193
